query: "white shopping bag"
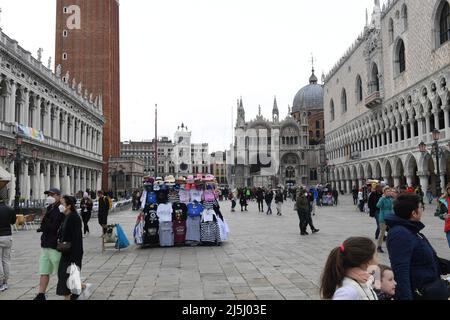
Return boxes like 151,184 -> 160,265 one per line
66,263 -> 82,295
217,218 -> 229,241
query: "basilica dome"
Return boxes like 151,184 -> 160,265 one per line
292,70 -> 324,113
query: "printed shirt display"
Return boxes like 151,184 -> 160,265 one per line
146,191 -> 157,205
203,190 -> 216,202
201,209 -> 217,222
179,189 -> 191,203
172,203 -> 188,221
186,216 -> 201,242
159,221 -> 174,247
187,202 -> 204,217
168,190 -> 180,204
173,220 -> 187,245
190,189 -> 203,202
157,203 -> 173,222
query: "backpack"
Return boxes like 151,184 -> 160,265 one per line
107,196 -> 113,210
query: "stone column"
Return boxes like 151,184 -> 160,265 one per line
54,164 -> 60,189
98,132 -> 103,154
33,161 -> 41,200
54,108 -> 60,140
418,174 -> 429,194
434,112 -> 439,131
393,176 -> 401,188
445,106 -> 450,130
440,173 -> 446,193
424,115 -> 430,137
406,175 -> 413,187
60,165 -> 67,195
417,118 -> 424,139
380,131 -> 385,146
45,162 -> 51,191
391,127 -> 396,143
403,122 -> 408,140
70,167 -> 75,195
22,89 -> 29,126
75,168 -> 81,194
6,81 -> 16,123
45,103 -> 51,137
97,171 -> 102,191
345,180 -> 351,194
409,120 -> 415,138
397,126 -> 402,142
81,168 -> 87,192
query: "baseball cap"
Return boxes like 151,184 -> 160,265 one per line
44,188 -> 61,196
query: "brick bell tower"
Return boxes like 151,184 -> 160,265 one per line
55,0 -> 120,191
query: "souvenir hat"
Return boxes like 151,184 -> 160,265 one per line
185,183 -> 192,191
176,176 -> 186,184
153,185 -> 160,191
203,174 -> 215,182
165,175 -> 176,184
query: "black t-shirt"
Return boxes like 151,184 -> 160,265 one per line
172,203 -> 188,221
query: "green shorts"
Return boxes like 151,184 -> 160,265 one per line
39,248 -> 62,276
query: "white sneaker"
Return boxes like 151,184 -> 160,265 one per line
78,283 -> 93,300
0,284 -> 7,292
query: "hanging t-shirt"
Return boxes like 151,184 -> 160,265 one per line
172,203 -> 188,221
173,220 -> 187,245
203,190 -> 216,202
190,189 -> 203,202
146,191 -> 157,205
187,202 -> 204,217
168,190 -> 180,204
179,189 -> 191,204
201,209 -> 217,222
159,221 -> 174,247
185,216 -> 201,242
157,203 -> 173,222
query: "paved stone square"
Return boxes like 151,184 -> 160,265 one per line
1,196 -> 448,300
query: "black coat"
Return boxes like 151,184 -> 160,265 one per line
41,203 -> 65,249
59,211 -> 83,263
0,202 -> 16,237
98,196 -> 110,215
265,192 -> 273,203
368,192 -> 382,217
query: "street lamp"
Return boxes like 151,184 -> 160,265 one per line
419,128 -> 443,198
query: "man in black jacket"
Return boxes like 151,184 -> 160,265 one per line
256,188 -> 264,213
368,185 -> 383,239
97,191 -> 110,235
34,188 -> 65,300
0,199 -> 16,292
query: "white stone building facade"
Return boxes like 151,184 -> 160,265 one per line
325,0 -> 450,194
0,28 -> 104,204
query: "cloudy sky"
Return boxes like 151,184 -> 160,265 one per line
0,0 -> 377,151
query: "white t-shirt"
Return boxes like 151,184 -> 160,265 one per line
157,203 -> 173,222
201,209 -> 216,222
190,190 -> 203,202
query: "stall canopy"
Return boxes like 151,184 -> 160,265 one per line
0,166 -> 12,190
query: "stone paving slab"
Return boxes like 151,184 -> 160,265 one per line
1,195 -> 449,300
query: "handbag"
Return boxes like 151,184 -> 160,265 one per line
414,278 -> 450,300
57,241 -> 72,253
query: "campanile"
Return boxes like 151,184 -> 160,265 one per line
55,0 -> 120,191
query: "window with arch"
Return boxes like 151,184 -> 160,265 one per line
395,38 -> 406,74
356,75 -> 363,103
341,89 -> 347,113
389,18 -> 394,43
439,0 -> 449,45
371,63 -> 380,93
401,4 -> 408,30
330,100 -> 335,122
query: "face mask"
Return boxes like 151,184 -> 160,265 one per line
59,205 -> 66,213
46,196 -> 56,205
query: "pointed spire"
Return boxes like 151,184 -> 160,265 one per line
273,96 -> 278,111
258,105 -> 261,116
239,96 -> 243,109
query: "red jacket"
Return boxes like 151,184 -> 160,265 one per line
439,198 -> 450,233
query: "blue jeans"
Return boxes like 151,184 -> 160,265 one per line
446,232 -> 450,248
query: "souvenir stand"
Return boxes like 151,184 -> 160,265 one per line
134,174 -> 229,248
